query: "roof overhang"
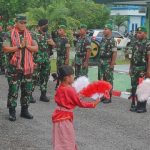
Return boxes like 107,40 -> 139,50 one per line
95,0 -> 149,6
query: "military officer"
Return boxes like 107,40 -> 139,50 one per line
31,19 -> 55,102
74,24 -> 91,78
55,25 -> 70,89
129,26 -> 150,113
3,15 -> 38,121
97,24 -> 117,103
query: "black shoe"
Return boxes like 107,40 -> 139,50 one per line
103,99 -> 112,104
130,104 -> 137,112
21,106 -> 33,119
30,95 -> 36,103
9,107 -> 16,121
136,101 -> 147,113
40,91 -> 49,102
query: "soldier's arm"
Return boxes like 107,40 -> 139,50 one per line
110,40 -> 117,68
47,38 -> 56,48
26,40 -> 38,53
3,45 -> 19,53
65,42 -> 70,65
3,38 -> 19,53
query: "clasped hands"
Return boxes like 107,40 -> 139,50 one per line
18,38 -> 28,49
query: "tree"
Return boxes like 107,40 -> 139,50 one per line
111,14 -> 128,31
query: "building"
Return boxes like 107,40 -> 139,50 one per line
111,5 -> 146,33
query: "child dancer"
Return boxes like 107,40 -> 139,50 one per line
52,65 -> 100,150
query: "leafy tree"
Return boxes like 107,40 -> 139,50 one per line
0,0 -> 29,22
111,14 -> 128,31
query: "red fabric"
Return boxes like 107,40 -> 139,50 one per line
52,84 -> 96,123
80,80 -> 112,99
112,90 -> 121,97
53,120 -> 78,150
138,77 -> 144,85
10,27 -> 34,75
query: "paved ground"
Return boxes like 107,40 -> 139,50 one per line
0,74 -> 150,150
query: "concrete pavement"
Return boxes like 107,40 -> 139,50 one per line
0,75 -> 150,150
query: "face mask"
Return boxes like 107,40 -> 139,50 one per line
42,26 -> 48,32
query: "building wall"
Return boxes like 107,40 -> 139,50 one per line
111,6 -> 146,33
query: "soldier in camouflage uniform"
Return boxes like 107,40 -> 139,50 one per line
97,24 -> 117,103
74,24 -> 91,78
129,27 -> 150,113
3,15 -> 38,121
0,22 -> 6,74
32,19 -> 55,102
55,25 -> 70,89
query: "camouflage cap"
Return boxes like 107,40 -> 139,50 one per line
80,24 -> 87,29
137,26 -> 147,33
15,14 -> 27,21
104,24 -> 113,30
58,24 -> 67,29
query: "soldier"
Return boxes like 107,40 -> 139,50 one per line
31,19 -> 55,102
3,15 -> 38,121
74,24 -> 91,78
55,25 -> 70,89
129,27 -> 150,113
97,24 -> 117,103
0,22 -> 5,74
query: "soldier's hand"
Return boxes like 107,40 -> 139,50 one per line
47,39 -> 55,46
20,39 -> 26,48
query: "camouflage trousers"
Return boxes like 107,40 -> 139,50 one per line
98,62 -> 113,99
75,64 -> 88,78
32,60 -> 51,93
130,66 -> 146,96
0,53 -> 7,74
98,63 -> 114,85
7,65 -> 32,108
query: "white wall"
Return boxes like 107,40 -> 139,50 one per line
111,9 -> 145,16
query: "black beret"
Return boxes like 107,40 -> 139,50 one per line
38,19 -> 48,27
58,65 -> 74,80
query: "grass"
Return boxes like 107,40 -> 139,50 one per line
50,58 -> 130,72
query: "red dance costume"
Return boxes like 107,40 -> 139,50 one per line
52,84 -> 96,150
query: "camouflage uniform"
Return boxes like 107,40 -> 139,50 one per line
33,31 -> 52,94
130,39 -> 150,107
56,36 -> 70,68
3,32 -> 34,108
98,36 -> 117,85
0,31 -> 6,74
55,36 -> 70,88
74,36 -> 91,78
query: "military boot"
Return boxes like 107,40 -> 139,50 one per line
103,99 -> 112,104
130,95 -> 137,112
21,105 -> 33,119
136,101 -> 147,113
40,91 -> 49,102
9,107 -> 16,121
